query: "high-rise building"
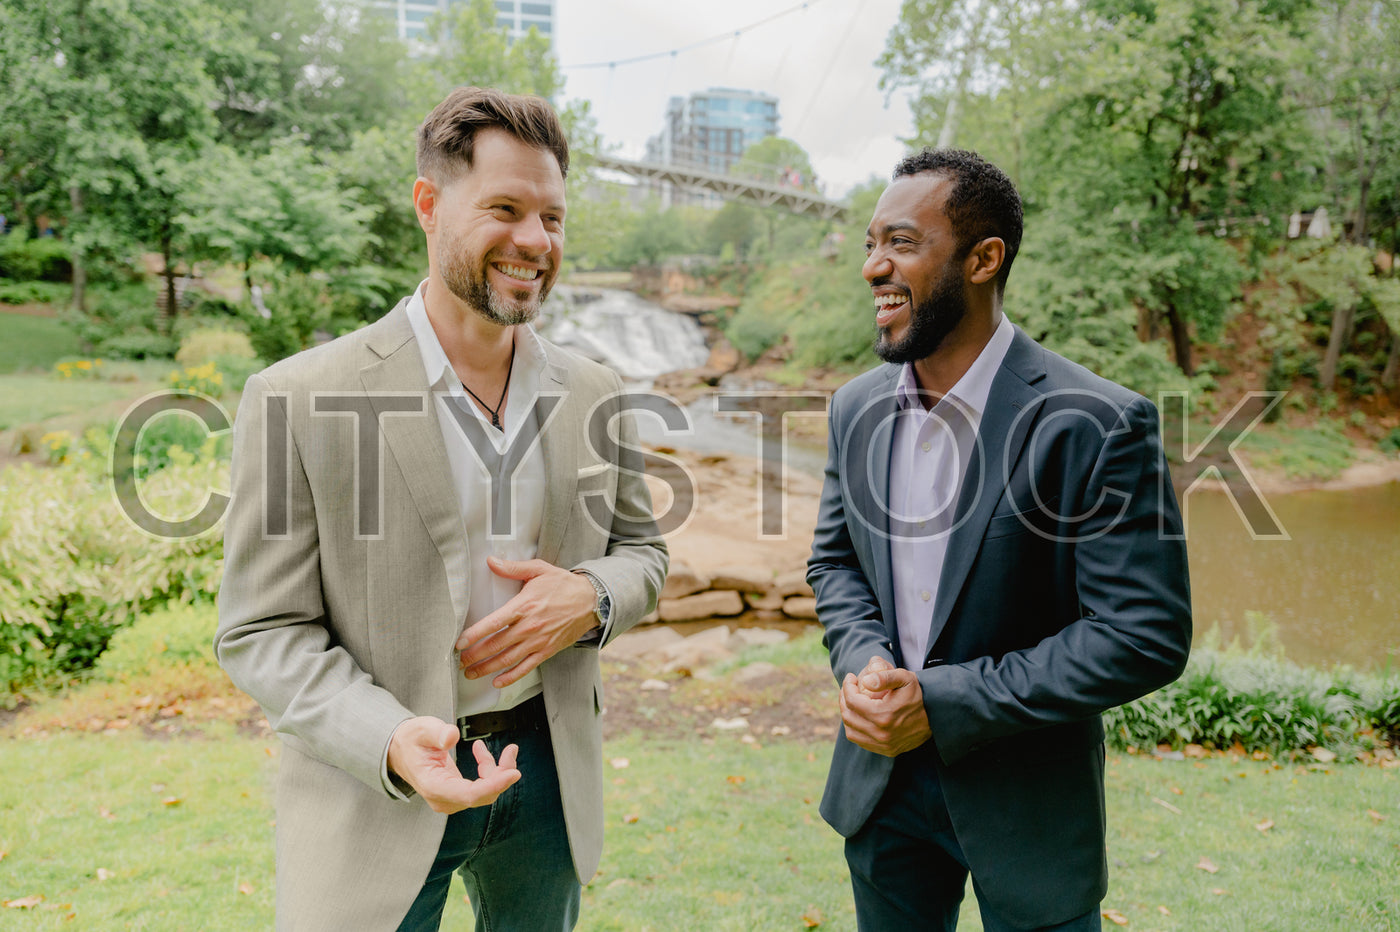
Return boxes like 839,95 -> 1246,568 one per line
373,0 -> 556,45
646,88 -> 780,176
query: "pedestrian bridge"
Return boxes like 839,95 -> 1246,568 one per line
592,154 -> 850,222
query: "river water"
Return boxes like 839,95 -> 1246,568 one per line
545,287 -> 1400,671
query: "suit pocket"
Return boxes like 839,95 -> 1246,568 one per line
983,495 -> 1061,540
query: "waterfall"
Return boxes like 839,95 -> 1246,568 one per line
539,285 -> 710,382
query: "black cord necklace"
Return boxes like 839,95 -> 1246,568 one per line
461,348 -> 514,429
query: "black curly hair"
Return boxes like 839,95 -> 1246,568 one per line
892,148 -> 1022,290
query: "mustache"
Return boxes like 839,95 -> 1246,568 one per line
868,276 -> 907,293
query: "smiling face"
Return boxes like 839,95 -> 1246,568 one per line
426,128 -> 566,327
863,172 -> 969,364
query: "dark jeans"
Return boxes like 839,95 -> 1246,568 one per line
844,743 -> 1101,932
396,727 -> 580,932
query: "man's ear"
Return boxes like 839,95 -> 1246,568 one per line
965,237 -> 1006,286
412,177 -> 437,234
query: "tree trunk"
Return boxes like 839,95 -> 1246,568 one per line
158,236 -> 176,336
1319,303 -> 1356,391
1382,329 -> 1400,390
68,185 -> 86,313
1165,301 -> 1193,376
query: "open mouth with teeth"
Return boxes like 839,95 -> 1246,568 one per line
495,262 -> 541,283
874,291 -> 909,326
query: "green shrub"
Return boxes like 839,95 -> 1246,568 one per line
0,279 -> 69,305
1379,427 -> 1400,455
0,456 -> 225,692
1106,621 -> 1399,758
93,603 -> 218,681
175,327 -> 256,365
0,229 -> 72,281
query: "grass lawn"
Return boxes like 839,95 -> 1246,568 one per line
0,361 -> 179,432
0,313 -> 81,375
1,724 -> 1395,930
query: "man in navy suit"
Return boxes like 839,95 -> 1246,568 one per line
807,148 -> 1192,930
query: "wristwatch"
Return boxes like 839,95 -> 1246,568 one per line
576,570 -> 611,631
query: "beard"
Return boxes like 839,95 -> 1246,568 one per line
874,259 -> 968,364
438,229 -> 553,327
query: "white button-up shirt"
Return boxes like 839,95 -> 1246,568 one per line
406,284 -> 548,718
889,314 -> 1014,667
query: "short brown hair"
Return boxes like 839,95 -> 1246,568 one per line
416,86 -> 570,184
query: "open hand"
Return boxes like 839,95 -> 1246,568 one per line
387,716 -> 521,813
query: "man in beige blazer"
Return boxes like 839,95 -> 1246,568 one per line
216,87 -> 667,931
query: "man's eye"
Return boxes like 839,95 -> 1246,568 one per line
863,242 -> 874,253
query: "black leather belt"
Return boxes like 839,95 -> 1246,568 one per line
457,694 -> 547,743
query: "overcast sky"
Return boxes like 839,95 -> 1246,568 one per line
553,0 -> 916,198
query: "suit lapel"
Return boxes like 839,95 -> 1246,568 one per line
924,327 -> 1047,657
534,349 -> 575,567
852,367 -> 902,655
359,303 -> 471,623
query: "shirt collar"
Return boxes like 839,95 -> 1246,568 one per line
895,313 -> 1015,421
404,280 -> 547,395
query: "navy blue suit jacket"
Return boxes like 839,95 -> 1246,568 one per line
807,326 -> 1191,927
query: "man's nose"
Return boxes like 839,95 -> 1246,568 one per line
513,214 -> 552,256
863,248 -> 890,283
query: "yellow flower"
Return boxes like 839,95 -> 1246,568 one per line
76,360 -> 91,370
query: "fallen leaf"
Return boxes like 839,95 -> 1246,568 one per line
1151,797 -> 1182,815
1366,809 -> 1386,824
1195,856 -> 1219,874
161,797 -> 181,807
1183,744 -> 1207,759
1311,747 -> 1337,763
622,813 -> 640,824
4,895 -> 43,909
609,758 -> 630,770
1170,786 -> 1183,795
1211,888 -> 1230,896
96,869 -> 113,882
801,906 -> 823,928
1158,905 -> 1172,916
726,775 -> 746,785
238,882 -> 254,896
1101,907 -> 1129,926
1255,819 -> 1274,833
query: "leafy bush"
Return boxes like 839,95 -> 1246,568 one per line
0,229 -> 72,281
1106,619 -> 1399,757
0,279 -> 69,305
0,456 -> 225,693
65,283 -> 176,360
175,328 -> 256,365
166,360 -> 226,398
93,603 -> 218,681
1380,427 -> 1400,455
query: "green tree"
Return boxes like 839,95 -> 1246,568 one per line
209,0 -> 409,153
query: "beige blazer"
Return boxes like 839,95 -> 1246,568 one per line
216,301 -> 668,931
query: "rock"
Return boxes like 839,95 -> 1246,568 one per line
733,661 -> 780,683
774,570 -> 814,598
608,626 -> 683,660
659,626 -> 735,672
659,590 -> 744,622
743,591 -> 785,611
732,628 -> 790,649
661,562 -> 710,600
710,717 -> 750,732
706,337 -> 741,373
708,566 -> 775,594
639,679 -> 671,691
782,596 -> 819,620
